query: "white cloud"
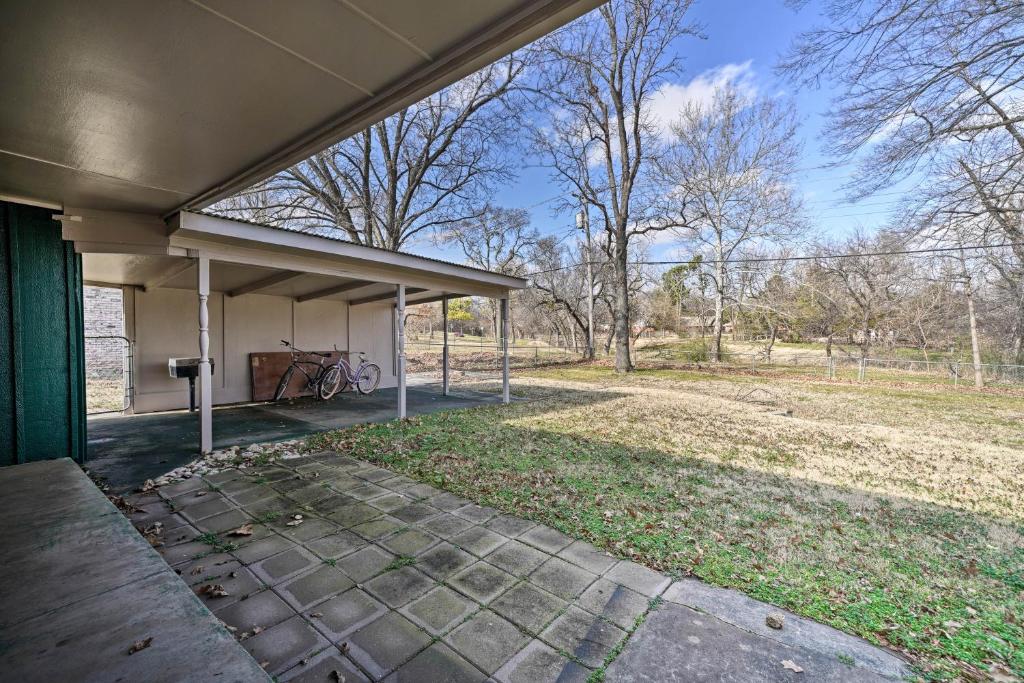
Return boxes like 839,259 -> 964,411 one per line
650,61 -> 758,137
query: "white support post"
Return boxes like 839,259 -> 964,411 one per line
397,284 -> 406,419
442,296 -> 450,397
501,297 -> 510,405
197,256 -> 213,453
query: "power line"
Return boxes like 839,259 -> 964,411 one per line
524,241 -> 1024,277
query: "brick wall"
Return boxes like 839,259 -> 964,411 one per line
84,286 -> 125,388
84,285 -> 123,337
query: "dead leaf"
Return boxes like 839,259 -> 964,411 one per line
190,566 -> 204,576
310,612 -> 324,618
128,637 -> 153,655
228,523 -> 254,537
781,660 -> 803,673
259,661 -> 270,669
330,671 -> 346,682
766,613 -> 784,630
339,641 -> 350,654
197,583 -> 229,598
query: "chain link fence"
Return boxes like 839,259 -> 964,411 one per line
405,338 -> 584,380
631,345 -> 1024,389
84,335 -> 133,414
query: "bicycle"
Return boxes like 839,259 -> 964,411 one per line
272,341 -> 381,402
318,347 -> 381,399
273,340 -> 334,402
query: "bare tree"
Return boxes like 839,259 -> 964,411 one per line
531,0 -> 699,372
441,205 -> 538,338
216,57 -> 526,251
661,85 -> 805,360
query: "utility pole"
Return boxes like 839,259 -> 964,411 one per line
576,203 -> 596,359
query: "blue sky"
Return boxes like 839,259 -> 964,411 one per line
425,0 -> 915,263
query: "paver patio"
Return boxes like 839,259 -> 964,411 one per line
125,451 -> 912,682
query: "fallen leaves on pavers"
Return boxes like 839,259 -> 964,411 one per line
128,637 -> 153,655
109,494 -> 144,514
228,523 -> 254,536
286,514 -> 304,527
781,660 -> 804,673
197,583 -> 230,598
140,522 -> 164,547
138,479 -> 156,493
766,613 -> 784,630
239,626 -> 263,641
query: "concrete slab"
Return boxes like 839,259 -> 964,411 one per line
605,601 -> 898,682
448,561 -> 518,604
494,639 -> 590,683
400,585 -> 478,636
274,564 -> 355,611
661,579 -> 912,680
385,642 -> 486,683
86,385 -> 501,493
540,605 -> 626,668
347,612 -> 433,679
0,459 -> 270,682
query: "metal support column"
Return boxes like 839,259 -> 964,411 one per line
397,284 -> 406,418
442,295 -> 450,396
501,296 -> 510,405
197,256 -> 212,453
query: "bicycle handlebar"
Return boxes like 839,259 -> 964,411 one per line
280,340 -> 329,358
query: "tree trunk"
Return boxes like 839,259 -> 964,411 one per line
612,230 -> 633,373
711,250 -> 725,362
964,275 -> 985,389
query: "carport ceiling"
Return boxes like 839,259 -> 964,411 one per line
0,0 -> 601,215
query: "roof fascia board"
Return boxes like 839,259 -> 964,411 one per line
172,211 -> 527,290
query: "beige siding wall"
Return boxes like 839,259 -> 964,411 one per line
129,288 -> 396,413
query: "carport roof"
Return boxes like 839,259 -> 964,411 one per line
0,0 -> 601,216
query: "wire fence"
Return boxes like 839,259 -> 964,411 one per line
84,335 -> 133,414
405,338 -> 585,375
631,346 -> 1024,388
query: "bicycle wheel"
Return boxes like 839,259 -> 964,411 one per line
273,367 -> 294,401
318,366 -> 345,400
355,363 -> 381,395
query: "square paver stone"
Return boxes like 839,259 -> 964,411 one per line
364,565 -> 434,608
576,578 -> 649,630
284,484 -> 335,506
368,493 -> 413,512
403,483 -> 441,500
251,546 -> 320,585
336,545 -> 395,583
421,513 -> 474,539
604,560 -> 671,597
233,534 -> 297,565
494,639 -> 590,683
195,508 -> 252,534
387,643 -> 486,683
519,525 -> 573,554
174,553 -> 239,587
390,502 -> 441,524
529,557 -> 597,601
274,516 -> 338,543
327,503 -> 381,527
192,566 -> 264,609
309,493 -> 355,515
558,540 -> 617,574
213,588 -> 294,631
348,612 -> 432,679
279,646 -> 369,682
306,587 -> 387,641
452,503 -> 499,524
448,562 -> 517,604
445,610 -> 530,675
305,530 -> 365,560
346,483 -> 388,501
540,606 -> 626,668
354,466 -> 393,482
275,564 -> 355,610
379,528 -> 439,556
242,615 -> 329,676
350,516 -> 404,541
451,526 -> 506,557
417,542 -> 476,580
485,540 -> 549,577
487,515 -> 536,538
490,582 -> 567,634
429,492 -> 472,511
400,585 -> 478,636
